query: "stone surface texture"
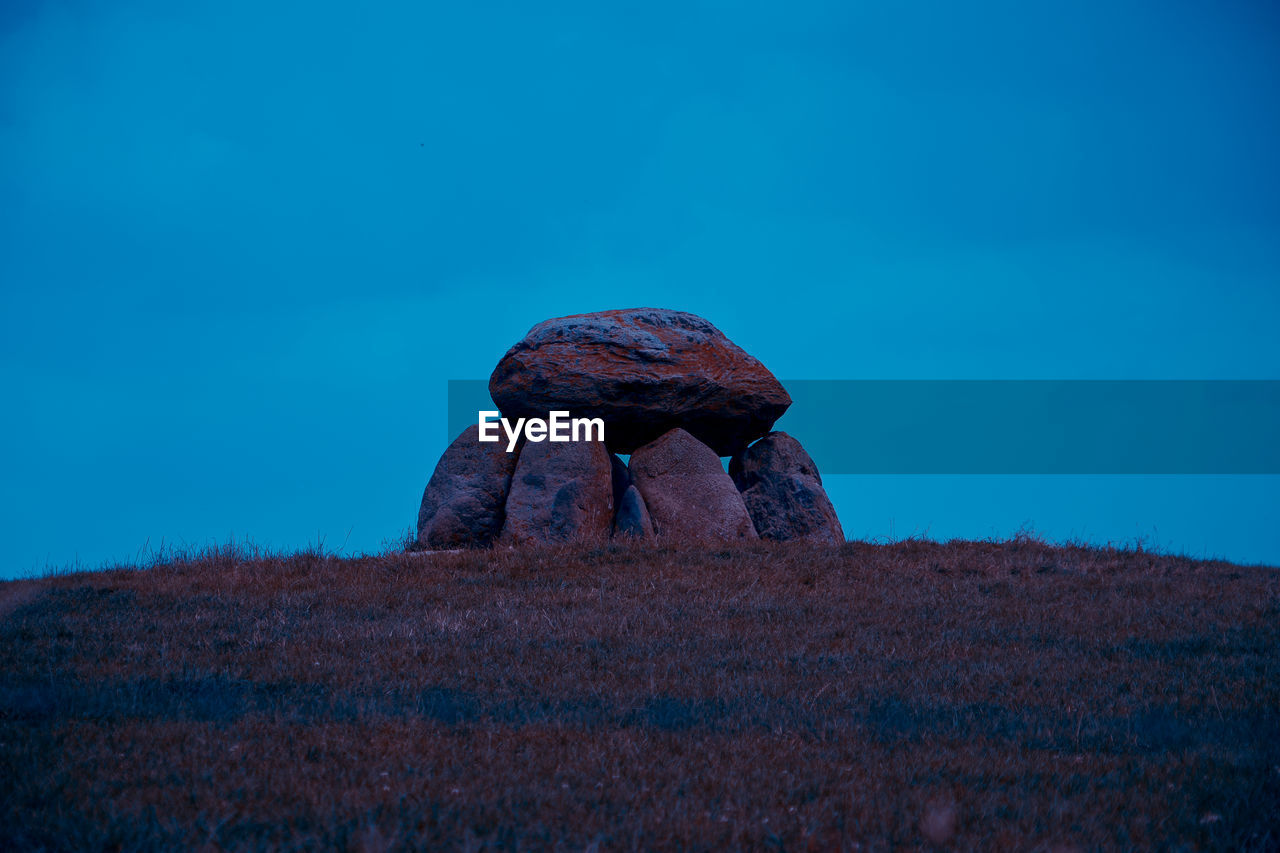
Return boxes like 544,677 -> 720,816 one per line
499,438 -> 614,544
416,424 -> 520,549
629,428 -> 758,542
489,308 -> 791,455
729,432 -> 844,545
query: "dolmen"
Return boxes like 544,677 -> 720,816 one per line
415,308 -> 844,548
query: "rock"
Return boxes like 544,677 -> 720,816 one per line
499,438 -> 613,544
629,428 -> 758,542
609,454 -> 653,538
489,308 -> 791,455
416,424 -> 520,549
729,432 -> 844,545
613,485 -> 654,538
730,430 -> 822,484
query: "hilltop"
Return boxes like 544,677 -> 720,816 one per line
1,538 -> 1277,850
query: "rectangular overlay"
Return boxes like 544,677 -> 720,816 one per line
447,380 -> 1280,474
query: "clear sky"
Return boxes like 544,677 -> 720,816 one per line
3,1 -> 1278,576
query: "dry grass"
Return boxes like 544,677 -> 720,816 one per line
1,536 -> 1277,851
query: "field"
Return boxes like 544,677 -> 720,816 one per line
1,537 -> 1277,851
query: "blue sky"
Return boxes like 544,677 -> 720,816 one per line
3,1 -> 1278,576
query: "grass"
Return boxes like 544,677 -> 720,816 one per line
1,536 -> 1277,850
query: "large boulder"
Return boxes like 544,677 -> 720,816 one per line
489,308 -> 791,455
729,432 -> 844,545
417,424 -> 520,549
499,438 -> 614,544
629,428 -> 758,542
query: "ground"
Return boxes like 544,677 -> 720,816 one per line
1,537 -> 1277,850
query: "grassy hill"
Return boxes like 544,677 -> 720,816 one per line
1,537 -> 1277,850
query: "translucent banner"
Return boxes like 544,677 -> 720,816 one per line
446,379 -> 1280,474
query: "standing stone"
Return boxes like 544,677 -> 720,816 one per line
417,424 -> 520,549
629,428 -> 758,542
613,485 -> 654,538
489,308 -> 791,455
500,438 -> 614,544
729,432 -> 844,545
